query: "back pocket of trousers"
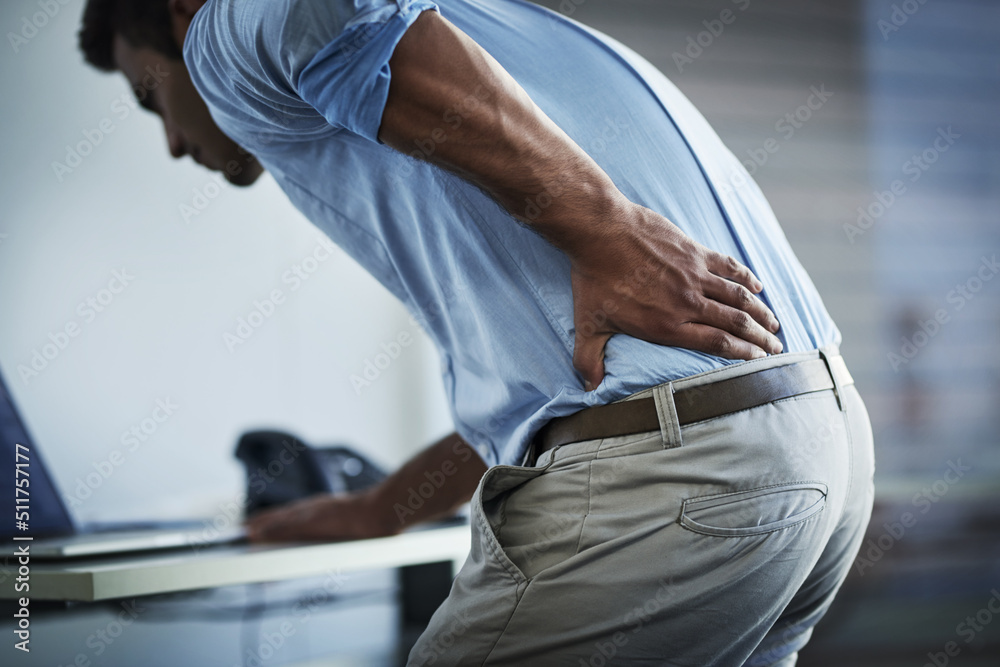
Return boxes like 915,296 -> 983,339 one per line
680,482 -> 828,537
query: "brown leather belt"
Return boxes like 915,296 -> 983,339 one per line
531,355 -> 853,465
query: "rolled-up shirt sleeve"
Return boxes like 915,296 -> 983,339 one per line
295,0 -> 439,142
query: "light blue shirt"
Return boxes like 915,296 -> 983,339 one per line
184,0 -> 840,467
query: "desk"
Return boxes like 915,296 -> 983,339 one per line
0,524 -> 470,602
0,525 -> 470,665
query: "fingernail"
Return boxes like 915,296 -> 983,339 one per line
752,348 -> 766,359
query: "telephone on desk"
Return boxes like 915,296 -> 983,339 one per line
235,430 -> 387,516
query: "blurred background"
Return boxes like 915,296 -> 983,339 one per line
0,0 -> 997,664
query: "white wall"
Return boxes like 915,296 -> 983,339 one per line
0,0 -> 453,524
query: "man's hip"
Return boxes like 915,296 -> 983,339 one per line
409,346 -> 875,666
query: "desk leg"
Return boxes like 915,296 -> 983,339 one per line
396,560 -> 455,664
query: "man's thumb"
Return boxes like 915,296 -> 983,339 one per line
573,330 -> 610,391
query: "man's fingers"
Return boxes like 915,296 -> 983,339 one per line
704,276 -> 781,334
246,514 -> 284,541
246,502 -> 317,541
673,322 -> 770,361
707,252 -> 763,293
247,510 -> 295,541
572,328 -> 612,391
696,300 -> 783,355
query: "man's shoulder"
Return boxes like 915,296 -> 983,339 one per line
184,0 -> 341,146
191,0 -> 396,89
186,0 -> 289,72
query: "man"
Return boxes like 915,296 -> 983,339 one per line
79,0 -> 874,664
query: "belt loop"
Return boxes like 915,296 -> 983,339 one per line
652,382 -> 683,449
818,346 -> 846,412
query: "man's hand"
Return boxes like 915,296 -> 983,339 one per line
570,200 -> 781,390
381,11 -> 782,390
245,433 -> 485,543
246,488 -> 396,542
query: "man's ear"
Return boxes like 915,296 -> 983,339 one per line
168,0 -> 207,50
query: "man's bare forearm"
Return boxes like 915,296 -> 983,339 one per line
370,431 -> 487,533
246,431 -> 486,542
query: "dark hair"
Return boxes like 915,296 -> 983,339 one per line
79,0 -> 183,72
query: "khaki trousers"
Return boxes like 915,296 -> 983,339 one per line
409,347 -> 875,666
